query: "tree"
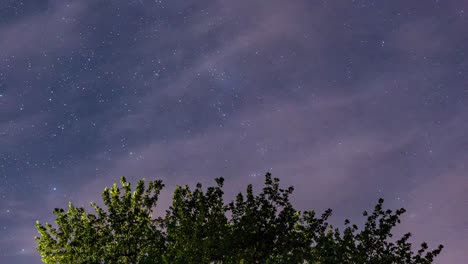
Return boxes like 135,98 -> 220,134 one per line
36,177 -> 166,264
36,173 -> 443,264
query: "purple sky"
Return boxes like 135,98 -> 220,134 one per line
0,1 -> 467,263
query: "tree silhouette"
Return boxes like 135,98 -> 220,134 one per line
36,173 -> 443,264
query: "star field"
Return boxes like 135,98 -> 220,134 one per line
0,1 -> 467,263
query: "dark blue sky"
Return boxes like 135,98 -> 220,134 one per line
1,1 -> 467,263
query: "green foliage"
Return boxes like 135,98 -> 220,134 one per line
36,177 -> 165,264
36,173 -> 443,264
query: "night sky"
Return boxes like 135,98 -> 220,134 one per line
1,1 -> 467,263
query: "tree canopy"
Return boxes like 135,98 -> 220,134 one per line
36,173 -> 443,264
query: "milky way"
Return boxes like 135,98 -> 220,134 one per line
1,1 -> 467,263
